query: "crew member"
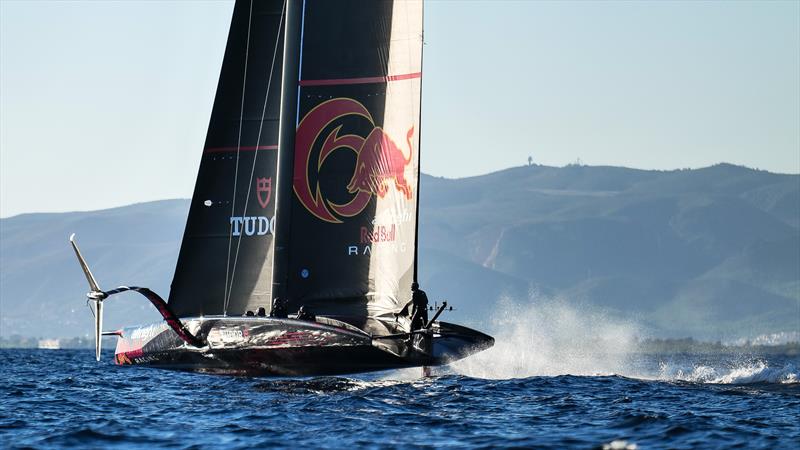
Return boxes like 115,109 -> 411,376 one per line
296,305 -> 315,322
409,282 -> 429,330
270,297 -> 288,318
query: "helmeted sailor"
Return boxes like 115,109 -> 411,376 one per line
409,282 -> 429,330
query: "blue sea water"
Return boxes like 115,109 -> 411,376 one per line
0,348 -> 797,449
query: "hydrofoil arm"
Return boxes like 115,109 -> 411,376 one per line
69,234 -> 206,361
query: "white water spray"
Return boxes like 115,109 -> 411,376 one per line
451,295 -> 644,379
656,360 -> 799,384
445,294 -> 799,384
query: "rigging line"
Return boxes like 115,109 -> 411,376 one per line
413,2 -> 424,285
295,0 -> 306,126
223,0 -> 254,316
225,0 -> 286,312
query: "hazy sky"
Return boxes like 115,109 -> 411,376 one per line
1,0 -> 798,218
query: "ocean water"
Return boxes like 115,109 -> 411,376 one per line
2,300 -> 798,449
1,350 -> 797,449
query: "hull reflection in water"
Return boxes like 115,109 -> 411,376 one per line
114,317 -> 494,376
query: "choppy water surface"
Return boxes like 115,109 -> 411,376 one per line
0,348 -> 797,449
3,300 -> 799,448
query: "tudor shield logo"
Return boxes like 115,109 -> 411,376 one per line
256,177 -> 272,208
294,98 -> 415,224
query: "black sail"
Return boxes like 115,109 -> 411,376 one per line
275,0 -> 423,327
169,0 -> 285,317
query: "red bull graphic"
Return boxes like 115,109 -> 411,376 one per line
294,98 -> 415,224
347,127 -> 414,200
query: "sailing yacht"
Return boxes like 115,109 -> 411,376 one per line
70,0 -> 493,376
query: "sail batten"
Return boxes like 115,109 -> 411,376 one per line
298,72 -> 421,87
204,145 -> 278,154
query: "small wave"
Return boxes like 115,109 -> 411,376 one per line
657,361 -> 799,384
380,367 -> 428,381
253,377 -> 365,394
251,376 -> 418,394
602,440 -> 638,450
41,426 -> 135,446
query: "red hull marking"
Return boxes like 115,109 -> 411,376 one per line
264,331 -> 330,347
299,72 -> 421,87
125,348 -> 144,359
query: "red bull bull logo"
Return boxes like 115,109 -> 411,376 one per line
346,126 -> 414,200
294,98 -> 416,223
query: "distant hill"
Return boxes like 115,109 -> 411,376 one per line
1,163 -> 798,340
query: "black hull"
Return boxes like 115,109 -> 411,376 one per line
114,317 -> 493,376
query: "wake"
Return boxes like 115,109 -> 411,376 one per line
656,360 -> 798,384
446,295 -> 799,385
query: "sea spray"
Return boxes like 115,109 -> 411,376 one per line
381,294 -> 798,385
451,295 -> 644,379
656,360 -> 799,384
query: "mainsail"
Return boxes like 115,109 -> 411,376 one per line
170,0 -> 423,329
275,0 -> 423,323
169,0 -> 285,317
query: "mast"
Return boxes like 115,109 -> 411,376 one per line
271,0 -> 304,303
413,2 -> 425,284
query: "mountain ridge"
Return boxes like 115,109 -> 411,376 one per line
1,163 -> 797,340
